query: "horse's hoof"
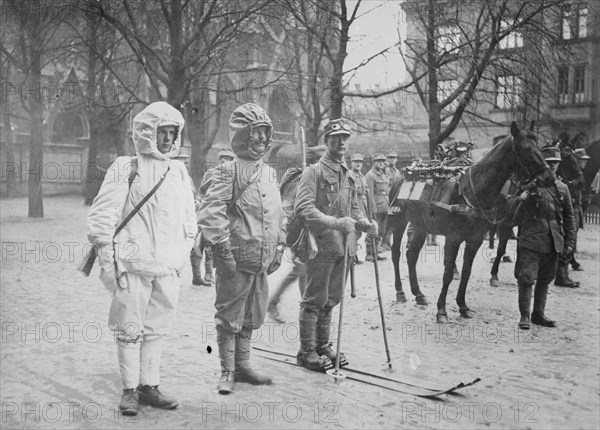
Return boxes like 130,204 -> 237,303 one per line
489,276 -> 499,287
460,309 -> 473,318
415,296 -> 428,306
396,292 -> 407,303
436,314 -> 448,324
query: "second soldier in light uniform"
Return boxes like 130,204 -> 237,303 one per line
197,103 -> 286,394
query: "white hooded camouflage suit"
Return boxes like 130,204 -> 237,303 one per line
86,101 -> 196,389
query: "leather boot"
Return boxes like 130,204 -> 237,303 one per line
235,326 -> 272,385
555,262 -> 578,288
365,242 -> 375,262
315,306 -> 348,367
518,282 -> 533,330
119,388 -> 139,416
531,282 -> 556,327
138,385 -> 178,409
191,250 -> 210,286
297,306 -> 332,371
204,249 -> 215,284
216,324 -> 236,394
563,264 -> 580,287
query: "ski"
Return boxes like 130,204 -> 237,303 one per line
253,346 -> 480,398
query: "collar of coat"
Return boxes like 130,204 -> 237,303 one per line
320,152 -> 348,173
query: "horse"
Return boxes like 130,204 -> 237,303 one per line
387,122 -> 555,323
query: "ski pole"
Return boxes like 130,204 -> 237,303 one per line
365,187 -> 393,370
329,237 -> 349,379
328,184 -> 354,379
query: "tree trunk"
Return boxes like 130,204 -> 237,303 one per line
426,0 -> 440,158
187,98 -> 207,186
84,11 -> 100,205
167,0 -> 186,108
27,5 -> 44,218
329,0 -> 351,120
2,109 -> 17,197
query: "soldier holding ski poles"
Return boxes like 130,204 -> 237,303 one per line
293,118 -> 377,372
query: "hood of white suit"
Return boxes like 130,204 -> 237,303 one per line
132,102 -> 185,160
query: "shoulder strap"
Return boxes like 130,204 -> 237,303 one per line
115,163 -> 171,237
228,163 -> 262,210
321,163 -> 349,216
128,157 -> 138,188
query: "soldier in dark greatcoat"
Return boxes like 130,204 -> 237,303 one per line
513,146 -> 576,330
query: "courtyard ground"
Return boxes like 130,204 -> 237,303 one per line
1,195 -> 598,429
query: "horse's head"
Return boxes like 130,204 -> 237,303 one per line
557,146 -> 583,183
510,122 -> 554,187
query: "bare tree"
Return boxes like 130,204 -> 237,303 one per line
400,0 -> 570,157
272,0 -> 400,145
93,0 -> 275,184
1,0 -> 64,217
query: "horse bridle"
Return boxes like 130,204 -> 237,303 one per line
462,134 -> 537,225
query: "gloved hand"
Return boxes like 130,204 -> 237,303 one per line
564,246 -> 574,261
267,245 -> 285,275
334,217 -> 356,234
367,220 -> 378,237
517,190 -> 530,201
213,240 -> 237,278
355,217 -> 370,232
97,244 -> 117,292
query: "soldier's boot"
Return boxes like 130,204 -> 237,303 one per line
191,251 -> 210,286
204,250 -> 215,284
531,282 -> 556,327
555,263 -> 579,288
518,282 -> 533,330
117,342 -> 141,416
119,388 -> 139,416
563,264 -> 580,287
297,307 -> 332,372
235,326 -> 272,385
365,242 -> 375,262
315,306 -> 348,367
216,324 -> 236,394
571,257 -> 583,271
138,337 -> 179,409
375,238 -> 388,260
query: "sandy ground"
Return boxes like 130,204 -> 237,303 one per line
1,195 -> 599,429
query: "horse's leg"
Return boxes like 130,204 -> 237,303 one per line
437,239 -> 461,323
391,214 -> 409,302
490,225 -> 509,286
456,238 -> 484,318
406,228 -> 428,305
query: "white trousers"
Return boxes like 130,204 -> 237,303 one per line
109,272 -> 180,389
